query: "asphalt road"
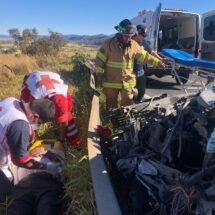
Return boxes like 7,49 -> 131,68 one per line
145,73 -> 209,97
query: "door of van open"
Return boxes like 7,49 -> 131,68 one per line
200,10 -> 215,61
130,3 -> 161,51
147,3 -> 162,51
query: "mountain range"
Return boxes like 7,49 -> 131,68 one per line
0,34 -> 112,45
64,34 -> 112,45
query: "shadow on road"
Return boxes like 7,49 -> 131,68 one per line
146,76 -> 180,91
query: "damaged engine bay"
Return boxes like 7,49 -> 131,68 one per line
99,89 -> 215,215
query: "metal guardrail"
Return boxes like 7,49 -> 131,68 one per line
86,58 -> 122,215
87,94 -> 122,215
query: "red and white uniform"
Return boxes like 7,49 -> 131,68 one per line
23,71 -> 68,100
0,97 -> 31,180
21,71 -> 80,145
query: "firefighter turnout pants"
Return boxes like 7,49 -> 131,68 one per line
104,88 -> 134,110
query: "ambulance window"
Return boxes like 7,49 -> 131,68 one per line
203,15 -> 215,41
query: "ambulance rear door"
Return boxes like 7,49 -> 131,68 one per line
131,3 -> 162,51
148,2 -> 162,51
200,10 -> 215,61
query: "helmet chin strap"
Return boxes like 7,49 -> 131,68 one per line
117,34 -> 131,48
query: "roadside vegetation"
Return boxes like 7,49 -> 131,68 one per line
0,39 -> 98,214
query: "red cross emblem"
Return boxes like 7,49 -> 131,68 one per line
36,75 -> 60,90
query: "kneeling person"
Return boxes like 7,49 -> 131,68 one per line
0,97 -> 55,202
21,71 -> 81,147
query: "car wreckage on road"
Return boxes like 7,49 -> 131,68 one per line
88,80 -> 215,214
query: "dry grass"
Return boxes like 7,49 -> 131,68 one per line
62,43 -> 98,58
0,43 -> 13,47
0,75 -> 24,99
0,44 -> 99,215
0,54 -> 39,75
0,54 -> 40,99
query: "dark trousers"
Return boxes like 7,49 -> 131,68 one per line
0,169 -> 13,203
7,172 -> 65,215
135,74 -> 146,103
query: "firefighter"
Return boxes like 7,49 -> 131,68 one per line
132,24 -> 166,103
20,71 -> 81,147
95,19 -> 166,110
0,97 -> 55,202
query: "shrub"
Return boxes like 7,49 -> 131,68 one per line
8,28 -> 65,57
2,47 -> 17,54
71,53 -> 92,74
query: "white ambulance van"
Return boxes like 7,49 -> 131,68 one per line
131,3 -> 215,83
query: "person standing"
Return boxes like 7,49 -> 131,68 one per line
95,19 -> 166,110
132,24 -> 166,103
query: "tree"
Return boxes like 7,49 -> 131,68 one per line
48,29 -> 65,52
22,28 -> 38,44
31,28 -> 38,41
20,28 -> 39,53
25,38 -> 53,56
8,28 -> 21,47
8,27 -> 65,56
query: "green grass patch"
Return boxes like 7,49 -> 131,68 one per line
0,43 -> 13,47
64,150 -> 97,215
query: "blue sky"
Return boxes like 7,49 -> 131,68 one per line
0,0 -> 212,35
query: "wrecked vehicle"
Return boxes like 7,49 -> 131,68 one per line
96,87 -> 215,214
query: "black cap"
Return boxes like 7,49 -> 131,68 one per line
115,19 -> 137,36
136,25 -> 147,37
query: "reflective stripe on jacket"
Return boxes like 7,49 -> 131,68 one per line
95,36 -> 161,89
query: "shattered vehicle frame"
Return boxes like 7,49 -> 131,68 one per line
100,88 -> 215,215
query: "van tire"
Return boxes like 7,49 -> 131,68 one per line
175,69 -> 190,85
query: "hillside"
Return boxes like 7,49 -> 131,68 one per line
0,34 -> 112,45
64,34 -> 112,45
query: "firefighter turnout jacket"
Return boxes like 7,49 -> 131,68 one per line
95,35 -> 162,89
